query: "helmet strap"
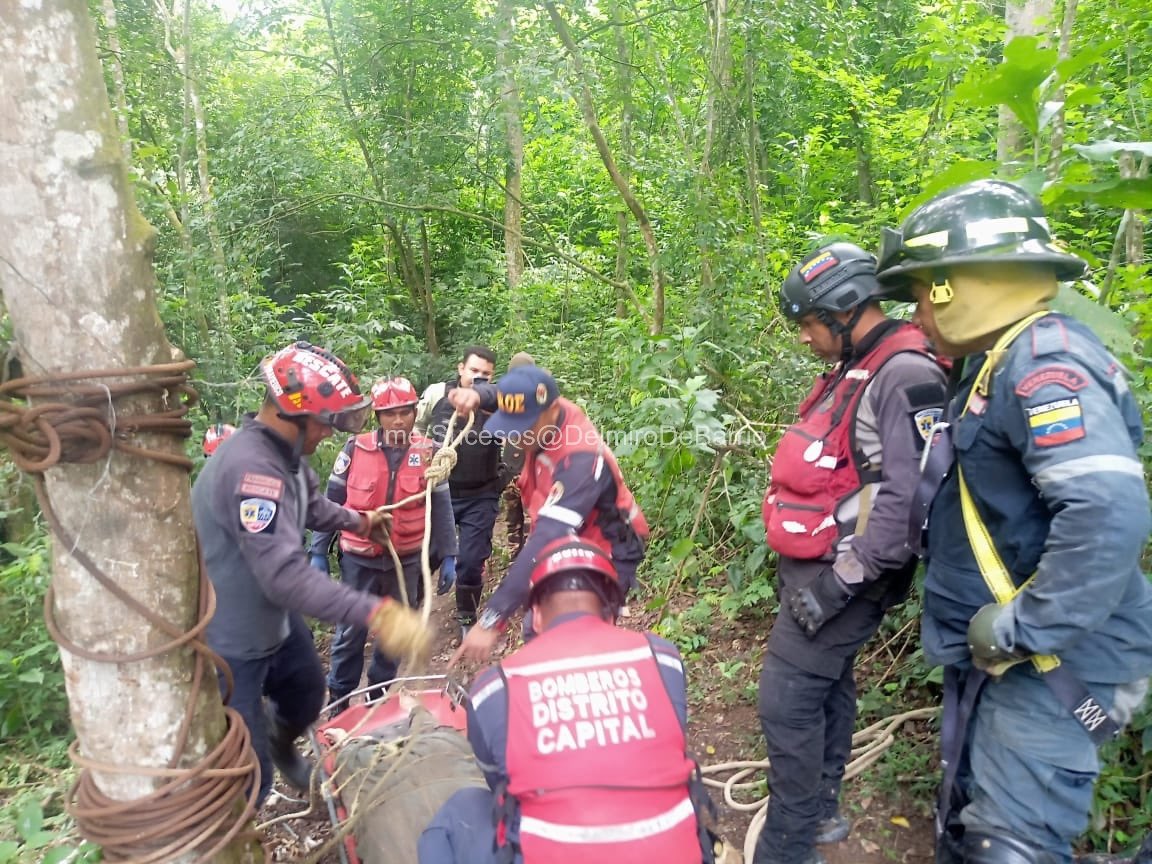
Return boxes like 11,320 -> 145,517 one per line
929,273 -> 954,305
819,304 -> 868,364
276,412 -> 309,470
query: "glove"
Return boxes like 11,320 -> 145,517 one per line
437,556 -> 457,595
784,569 -> 854,638
967,603 -> 1029,677
310,553 -> 329,575
368,599 -> 432,666
359,509 -> 393,546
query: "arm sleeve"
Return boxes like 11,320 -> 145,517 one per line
647,634 -> 689,731
483,451 -> 610,620
415,383 -> 442,436
995,354 -> 1150,657
430,482 -> 459,558
851,355 -> 947,577
471,381 -> 499,413
467,668 -> 508,791
214,456 -> 376,628
307,438 -> 354,557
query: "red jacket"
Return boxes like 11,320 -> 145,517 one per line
519,398 -> 649,553
339,432 -> 434,557
501,616 -> 700,864
763,323 -> 935,559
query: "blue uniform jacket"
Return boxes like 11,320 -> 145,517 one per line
922,313 -> 1152,684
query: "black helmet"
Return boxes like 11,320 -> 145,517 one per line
778,243 -> 880,322
876,180 -> 1086,299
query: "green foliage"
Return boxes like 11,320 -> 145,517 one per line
0,797 -> 100,864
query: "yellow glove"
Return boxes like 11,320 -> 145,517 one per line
358,509 -> 393,546
367,599 -> 431,666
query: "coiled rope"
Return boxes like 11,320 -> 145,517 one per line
0,362 -> 264,863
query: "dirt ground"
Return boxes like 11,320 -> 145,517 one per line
258,573 -> 939,863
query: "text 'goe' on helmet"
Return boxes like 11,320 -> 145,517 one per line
370,377 -> 420,412
778,243 -> 881,322
261,341 -> 371,433
875,179 -> 1086,300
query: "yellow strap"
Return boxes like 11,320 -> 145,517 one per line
957,311 -> 1060,674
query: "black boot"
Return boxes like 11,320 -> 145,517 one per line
963,829 -> 1056,864
813,811 -> 850,844
265,708 -> 313,792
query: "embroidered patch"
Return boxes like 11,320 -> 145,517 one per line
333,451 -> 351,475
239,498 -> 277,533
407,452 -> 422,467
799,251 -> 839,283
1015,365 -> 1089,398
1026,397 -> 1085,447
913,407 -> 943,442
239,473 -> 283,500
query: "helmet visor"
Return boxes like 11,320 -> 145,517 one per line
329,402 -> 371,433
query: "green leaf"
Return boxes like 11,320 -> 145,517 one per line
43,848 -> 81,864
1051,285 -> 1134,357
1051,177 -> 1152,210
1071,140 -> 1152,162
900,161 -> 998,218
16,800 -> 43,840
668,537 -> 695,563
1142,723 -> 1152,756
17,669 -> 44,684
0,841 -> 19,864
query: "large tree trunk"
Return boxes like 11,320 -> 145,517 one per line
0,3 -> 260,861
496,0 -> 526,308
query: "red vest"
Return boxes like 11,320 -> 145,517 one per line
763,324 -> 935,559
339,432 -> 434,557
502,616 -> 700,864
519,398 -> 649,553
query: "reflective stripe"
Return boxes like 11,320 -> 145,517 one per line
471,676 -> 505,709
1034,454 -> 1144,489
504,646 -> 653,678
538,503 -> 584,528
655,652 -> 683,674
519,796 -> 695,844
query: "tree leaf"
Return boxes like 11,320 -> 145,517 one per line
1071,140 -> 1152,162
1051,284 -> 1135,357
16,800 -> 43,841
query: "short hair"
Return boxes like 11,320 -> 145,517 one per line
460,345 -> 495,366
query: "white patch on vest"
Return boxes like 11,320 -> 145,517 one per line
408,452 -> 422,467
239,498 -> 277,533
543,481 -> 564,509
593,452 -> 604,480
845,369 -> 871,380
333,451 -> 351,475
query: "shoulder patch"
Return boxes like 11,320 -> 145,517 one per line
1029,316 -> 1071,358
913,407 -> 943,443
1026,396 -> 1085,447
239,497 -> 278,533
239,473 -> 283,500
332,451 -> 351,475
1015,365 -> 1089,398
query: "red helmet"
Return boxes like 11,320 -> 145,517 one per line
260,342 -> 371,433
203,422 -> 236,456
370,377 -> 420,411
529,538 -> 622,605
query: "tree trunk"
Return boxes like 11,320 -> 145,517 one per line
1045,0 -> 1079,178
496,0 -> 525,308
998,0 -> 1053,166
613,2 -> 633,319
544,0 -> 666,335
0,2 -> 259,862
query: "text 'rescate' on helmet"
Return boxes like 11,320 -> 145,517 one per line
778,242 -> 880,322
528,538 -> 623,609
202,423 -> 236,456
261,342 -> 371,433
370,377 -> 420,411
875,179 -> 1087,301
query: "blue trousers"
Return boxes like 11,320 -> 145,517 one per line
452,494 -> 501,624
217,613 -> 326,805
419,787 -> 504,864
756,652 -> 856,864
328,554 -> 421,700
959,666 -> 1122,862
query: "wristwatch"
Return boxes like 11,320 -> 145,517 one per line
477,608 -> 505,632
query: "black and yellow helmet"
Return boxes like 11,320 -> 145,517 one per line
876,180 -> 1086,300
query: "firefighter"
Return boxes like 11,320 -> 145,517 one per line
756,244 -> 947,864
445,366 -> 648,663
309,376 -> 458,706
500,352 -> 537,556
876,180 -> 1152,864
191,342 -> 430,805
202,422 -> 236,456
419,539 -> 716,864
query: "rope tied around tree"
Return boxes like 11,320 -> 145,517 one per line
0,361 -> 265,863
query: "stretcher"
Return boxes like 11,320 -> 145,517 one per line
308,675 -> 480,864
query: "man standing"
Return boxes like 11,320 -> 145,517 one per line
875,180 -> 1152,864
757,244 -> 947,864
419,539 -> 715,864
416,346 -> 504,635
309,376 -> 457,707
446,366 -> 648,663
191,342 -> 430,805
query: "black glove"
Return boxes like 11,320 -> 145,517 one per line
784,569 -> 854,638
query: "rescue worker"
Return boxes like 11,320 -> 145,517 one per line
415,346 -> 505,635
309,376 -> 457,706
419,539 -> 715,864
191,342 -> 430,805
874,179 -> 1152,864
203,422 -> 236,456
500,351 -> 537,556
756,244 -> 948,864
446,366 -> 648,663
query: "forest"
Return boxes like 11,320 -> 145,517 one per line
1,0 -> 1151,860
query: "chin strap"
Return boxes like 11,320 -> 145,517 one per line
818,303 -> 869,365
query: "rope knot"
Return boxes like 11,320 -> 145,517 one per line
425,447 -> 458,486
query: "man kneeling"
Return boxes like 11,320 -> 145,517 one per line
419,539 -> 716,864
